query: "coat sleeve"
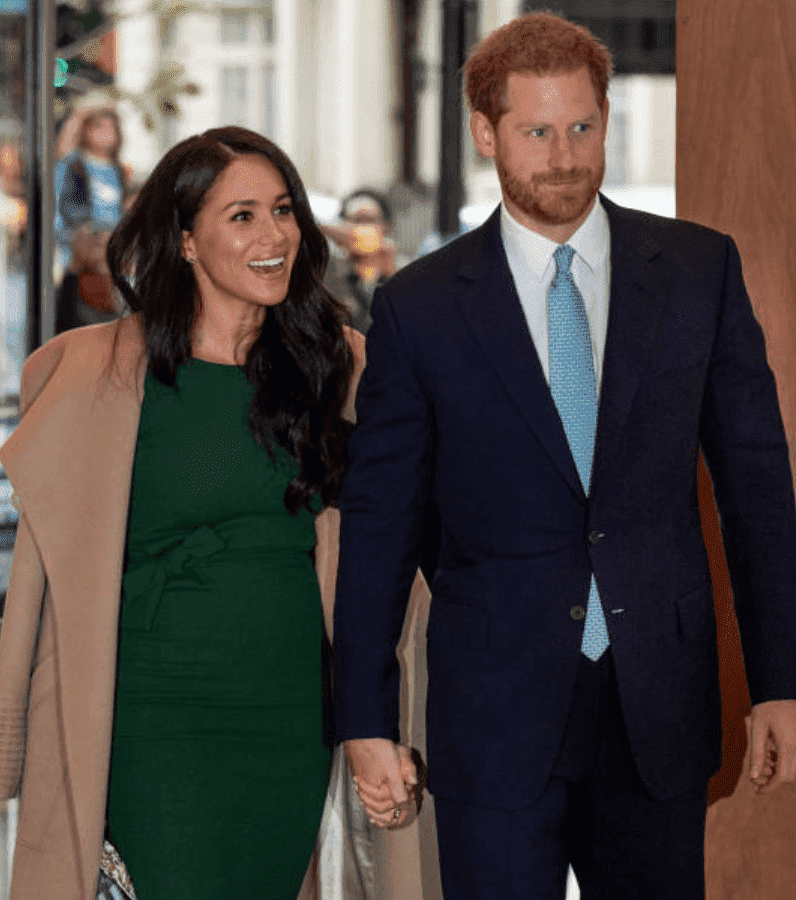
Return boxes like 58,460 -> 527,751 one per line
699,235 -> 796,705
0,339 -> 68,798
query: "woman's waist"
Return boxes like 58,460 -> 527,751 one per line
122,516 -> 317,630
126,513 -> 315,565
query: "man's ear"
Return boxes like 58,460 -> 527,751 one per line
470,111 -> 497,159
181,229 -> 196,263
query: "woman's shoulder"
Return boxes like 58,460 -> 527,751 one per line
20,316 -> 143,412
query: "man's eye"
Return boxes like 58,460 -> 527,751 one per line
573,123 -> 592,134
529,128 -> 546,138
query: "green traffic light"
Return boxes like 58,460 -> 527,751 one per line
54,57 -> 69,88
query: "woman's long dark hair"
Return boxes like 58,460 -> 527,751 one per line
107,126 -> 353,514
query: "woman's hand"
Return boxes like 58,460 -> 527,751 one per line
352,744 -> 425,829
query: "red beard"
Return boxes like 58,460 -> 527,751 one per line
497,158 -> 605,227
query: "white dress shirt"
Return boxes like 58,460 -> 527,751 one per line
500,197 -> 611,392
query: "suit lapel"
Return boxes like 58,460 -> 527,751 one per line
1,315 -> 146,877
591,197 -> 668,496
455,210 -> 583,498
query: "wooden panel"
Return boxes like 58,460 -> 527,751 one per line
677,0 -> 796,455
677,0 -> 796,895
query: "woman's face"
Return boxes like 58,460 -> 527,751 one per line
83,114 -> 119,158
181,154 -> 302,322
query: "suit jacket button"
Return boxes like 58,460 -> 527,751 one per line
570,605 -> 586,621
587,529 -> 605,545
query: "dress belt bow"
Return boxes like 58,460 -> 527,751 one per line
121,524 -> 227,630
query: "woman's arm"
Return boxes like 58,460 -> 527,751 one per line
315,326 -> 366,641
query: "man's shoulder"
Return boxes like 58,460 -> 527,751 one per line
602,196 -> 731,253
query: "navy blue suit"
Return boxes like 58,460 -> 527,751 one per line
334,197 -> 796,829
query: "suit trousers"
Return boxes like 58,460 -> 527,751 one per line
433,651 -> 708,900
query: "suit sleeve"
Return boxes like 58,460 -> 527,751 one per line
314,326 -> 367,643
333,287 -> 434,743
699,235 -> 796,705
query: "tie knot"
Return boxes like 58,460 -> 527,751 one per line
553,244 -> 576,275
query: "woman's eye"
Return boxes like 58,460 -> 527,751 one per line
274,203 -> 294,217
232,210 -> 252,222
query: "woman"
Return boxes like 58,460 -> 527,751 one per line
54,102 -> 130,331
0,126 -> 364,899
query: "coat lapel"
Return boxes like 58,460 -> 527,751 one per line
454,210 -> 583,499
591,196 -> 668,497
1,314 -> 146,883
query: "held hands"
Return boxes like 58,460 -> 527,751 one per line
344,738 -> 421,829
747,699 -> 796,793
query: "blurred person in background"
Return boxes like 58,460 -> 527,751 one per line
0,135 -> 27,396
0,126 -> 376,899
54,96 -> 131,332
322,188 -> 404,334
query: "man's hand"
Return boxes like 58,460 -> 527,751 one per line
748,699 -> 796,792
344,738 -> 419,828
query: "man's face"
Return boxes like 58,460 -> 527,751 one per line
471,67 -> 608,241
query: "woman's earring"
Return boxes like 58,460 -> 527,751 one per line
185,257 -> 196,264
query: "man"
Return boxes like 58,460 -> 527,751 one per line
333,13 -> 796,900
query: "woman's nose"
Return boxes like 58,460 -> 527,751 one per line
259,216 -> 285,244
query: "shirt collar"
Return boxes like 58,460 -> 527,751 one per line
500,195 -> 610,278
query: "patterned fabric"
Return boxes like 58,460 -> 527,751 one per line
548,244 -> 610,661
98,840 -> 136,900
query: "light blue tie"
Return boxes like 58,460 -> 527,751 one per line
548,244 -> 609,661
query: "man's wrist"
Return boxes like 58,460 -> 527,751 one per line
335,724 -> 401,745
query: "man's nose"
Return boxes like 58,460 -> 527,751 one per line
548,132 -> 575,169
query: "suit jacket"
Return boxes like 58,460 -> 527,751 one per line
333,196 -> 796,810
0,314 -> 363,900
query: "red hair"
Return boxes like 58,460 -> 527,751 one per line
464,12 -> 614,128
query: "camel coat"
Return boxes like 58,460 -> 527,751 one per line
0,313 -> 364,900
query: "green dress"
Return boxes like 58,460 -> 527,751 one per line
108,360 -> 330,899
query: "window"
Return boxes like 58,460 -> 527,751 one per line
220,10 -> 248,44
262,63 -> 275,138
260,0 -> 275,45
520,0 -> 676,75
220,65 -> 249,126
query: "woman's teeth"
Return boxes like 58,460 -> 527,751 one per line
248,257 -> 284,268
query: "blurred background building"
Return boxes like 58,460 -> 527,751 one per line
109,0 -> 675,248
